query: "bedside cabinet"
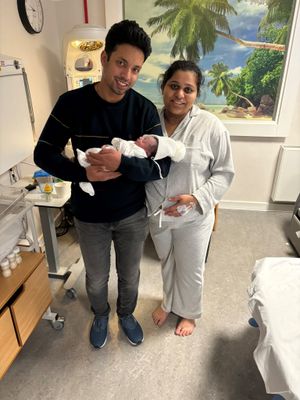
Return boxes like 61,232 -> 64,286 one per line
0,252 -> 52,379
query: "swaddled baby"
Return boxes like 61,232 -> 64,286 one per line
77,135 -> 186,196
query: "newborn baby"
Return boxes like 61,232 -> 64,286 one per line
77,135 -> 186,196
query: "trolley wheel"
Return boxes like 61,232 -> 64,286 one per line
66,287 -> 77,299
51,315 -> 65,330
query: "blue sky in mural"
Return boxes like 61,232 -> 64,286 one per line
124,0 -> 267,107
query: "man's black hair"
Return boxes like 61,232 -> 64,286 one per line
105,19 -> 152,61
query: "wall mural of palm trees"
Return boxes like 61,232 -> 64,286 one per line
124,0 -> 295,121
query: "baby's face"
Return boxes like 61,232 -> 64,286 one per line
135,135 -> 157,154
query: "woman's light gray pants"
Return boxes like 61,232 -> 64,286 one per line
149,210 -> 214,319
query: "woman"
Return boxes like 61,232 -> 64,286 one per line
146,60 -> 235,336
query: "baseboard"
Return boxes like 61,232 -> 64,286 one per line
220,200 -> 294,212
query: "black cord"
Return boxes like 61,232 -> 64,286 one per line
55,204 -> 74,237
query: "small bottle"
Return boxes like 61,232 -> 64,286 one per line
13,246 -> 22,264
7,253 -> 17,270
2,268 -> 12,277
1,258 -> 10,270
1,259 -> 12,277
43,183 -> 53,201
2,268 -> 12,278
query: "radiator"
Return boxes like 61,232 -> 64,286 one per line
271,145 -> 300,202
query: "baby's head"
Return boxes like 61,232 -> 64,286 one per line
135,135 -> 158,157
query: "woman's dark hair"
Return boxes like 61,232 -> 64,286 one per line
105,20 -> 152,61
159,60 -> 204,96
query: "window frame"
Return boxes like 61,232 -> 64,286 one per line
106,0 -> 300,138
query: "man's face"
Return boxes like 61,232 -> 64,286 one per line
100,43 -> 144,102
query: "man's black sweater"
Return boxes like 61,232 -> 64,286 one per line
34,84 -> 170,222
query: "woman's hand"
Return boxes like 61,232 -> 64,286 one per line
163,194 -> 198,217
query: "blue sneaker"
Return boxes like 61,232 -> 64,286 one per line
90,316 -> 108,349
119,315 -> 144,346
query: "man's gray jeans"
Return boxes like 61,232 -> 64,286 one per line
74,207 -> 149,317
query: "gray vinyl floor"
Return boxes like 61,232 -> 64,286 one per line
0,209 -> 297,400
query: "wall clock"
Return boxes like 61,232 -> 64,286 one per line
17,0 -> 44,34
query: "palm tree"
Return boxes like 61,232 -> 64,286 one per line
259,0 -> 294,43
147,0 -> 290,62
260,0 -> 294,27
208,62 -> 255,108
147,0 -> 237,61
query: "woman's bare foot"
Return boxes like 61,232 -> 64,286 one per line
152,306 -> 169,327
175,318 -> 196,336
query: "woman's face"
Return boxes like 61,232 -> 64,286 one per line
162,70 -> 198,118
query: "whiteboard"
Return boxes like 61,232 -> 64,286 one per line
0,58 -> 34,175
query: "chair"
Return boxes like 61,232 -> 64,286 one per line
205,204 -> 218,263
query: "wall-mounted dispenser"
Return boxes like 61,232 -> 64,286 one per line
63,24 -> 107,91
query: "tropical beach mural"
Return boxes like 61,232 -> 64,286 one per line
124,0 -> 295,121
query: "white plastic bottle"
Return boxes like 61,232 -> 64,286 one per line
1,259 -> 12,277
7,253 -> 17,270
13,246 -> 22,264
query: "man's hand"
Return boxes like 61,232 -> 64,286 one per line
86,146 -> 121,172
86,166 -> 121,182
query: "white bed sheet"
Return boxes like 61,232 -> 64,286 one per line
248,257 -> 300,400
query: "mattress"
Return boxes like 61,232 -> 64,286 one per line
248,257 -> 300,400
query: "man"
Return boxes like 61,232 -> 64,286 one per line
34,20 -> 170,349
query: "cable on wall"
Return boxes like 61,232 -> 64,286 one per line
83,0 -> 89,23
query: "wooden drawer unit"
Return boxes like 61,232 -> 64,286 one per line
11,258 -> 52,345
0,252 -> 52,379
0,308 -> 21,378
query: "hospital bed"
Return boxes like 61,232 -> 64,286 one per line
248,257 -> 300,400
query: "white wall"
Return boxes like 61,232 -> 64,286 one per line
54,0 -> 106,49
1,1 -> 62,138
0,0 -> 299,210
